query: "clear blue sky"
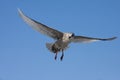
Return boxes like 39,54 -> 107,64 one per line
0,0 -> 119,80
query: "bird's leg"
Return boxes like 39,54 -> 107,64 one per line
54,53 -> 57,60
60,49 -> 64,61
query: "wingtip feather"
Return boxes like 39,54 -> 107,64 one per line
109,37 -> 117,40
100,36 -> 117,41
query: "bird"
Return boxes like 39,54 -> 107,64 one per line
18,9 -> 117,61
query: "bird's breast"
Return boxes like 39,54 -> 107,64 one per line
56,40 -> 70,50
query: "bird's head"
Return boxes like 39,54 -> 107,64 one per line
62,33 -> 75,42
69,33 -> 75,39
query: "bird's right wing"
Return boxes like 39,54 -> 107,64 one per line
71,36 -> 117,43
18,9 -> 63,40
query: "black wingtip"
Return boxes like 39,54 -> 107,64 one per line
100,37 -> 117,41
110,37 -> 117,40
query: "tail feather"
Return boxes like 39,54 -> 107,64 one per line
46,43 -> 53,52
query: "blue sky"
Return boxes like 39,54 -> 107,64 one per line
0,0 -> 120,80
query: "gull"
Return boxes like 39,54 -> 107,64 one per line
18,9 -> 117,61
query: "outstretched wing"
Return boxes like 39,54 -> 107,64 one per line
18,9 -> 63,40
72,36 -> 117,43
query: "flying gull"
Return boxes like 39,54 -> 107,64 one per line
18,9 -> 117,61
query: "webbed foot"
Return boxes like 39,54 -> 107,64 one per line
54,53 -> 57,60
60,54 -> 64,61
60,50 -> 64,61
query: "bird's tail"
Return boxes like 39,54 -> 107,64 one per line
46,43 -> 53,53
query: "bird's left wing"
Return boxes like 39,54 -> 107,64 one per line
71,36 -> 117,43
18,9 -> 63,40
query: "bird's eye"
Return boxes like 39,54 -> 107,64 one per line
69,36 -> 72,39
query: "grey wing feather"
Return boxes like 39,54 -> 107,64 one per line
72,36 -> 117,43
18,9 -> 63,40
